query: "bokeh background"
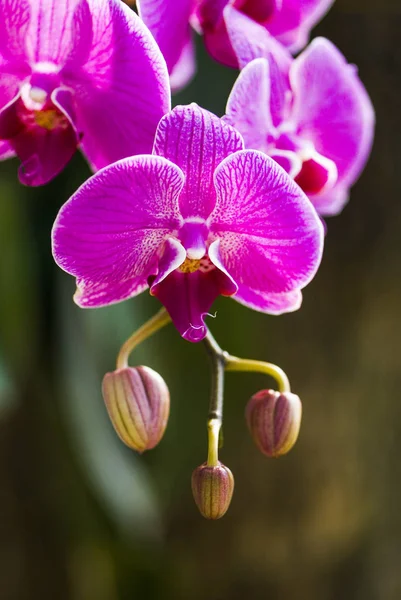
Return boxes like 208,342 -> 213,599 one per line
1,1 -> 401,598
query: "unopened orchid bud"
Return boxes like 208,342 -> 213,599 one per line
102,366 -> 170,453
191,462 -> 234,519
246,389 -> 302,457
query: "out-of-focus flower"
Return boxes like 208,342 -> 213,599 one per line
246,389 -> 302,457
137,0 -> 334,89
0,0 -> 170,186
224,14 -> 375,216
52,103 -> 323,342
191,461 -> 234,519
102,366 -> 170,453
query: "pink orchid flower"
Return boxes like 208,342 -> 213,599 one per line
0,0 -> 170,186
223,10 -> 375,216
137,0 -> 334,89
52,104 -> 324,342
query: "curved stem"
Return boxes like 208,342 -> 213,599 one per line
225,356 -> 291,393
116,308 -> 171,370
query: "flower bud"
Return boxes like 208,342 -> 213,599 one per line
191,462 -> 234,519
246,389 -> 302,457
102,366 -> 170,453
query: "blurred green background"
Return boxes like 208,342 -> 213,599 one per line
1,1 -> 401,599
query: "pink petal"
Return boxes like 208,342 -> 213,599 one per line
62,0 -> 170,169
169,35 -> 197,93
0,0 -> 30,63
309,186 -> 349,217
52,155 -> 185,307
0,140 -> 15,160
137,0 -> 194,79
224,8 -> 292,125
234,285 -> 303,314
290,38 -> 375,193
151,267 -> 234,343
210,150 -> 323,299
294,150 -> 337,196
153,104 -> 244,219
224,58 -> 272,152
224,6 -> 292,70
74,277 -> 148,309
24,0 -> 91,65
0,88 -> 79,186
267,0 -> 335,53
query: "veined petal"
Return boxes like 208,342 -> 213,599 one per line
224,7 -> 292,125
25,0 -> 92,65
210,150 -> 323,297
74,277 -> 148,309
267,0 -> 335,53
137,0 -> 194,77
224,58 -> 273,152
153,104 -> 244,219
63,0 -> 170,169
0,0 -> 30,63
234,285 -> 302,314
52,155 -> 185,307
290,38 -> 375,193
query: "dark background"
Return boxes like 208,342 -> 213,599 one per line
1,1 -> 401,598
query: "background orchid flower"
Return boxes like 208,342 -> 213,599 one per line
0,0 -> 170,186
52,104 -> 324,342
223,11 -> 375,216
137,0 -> 334,89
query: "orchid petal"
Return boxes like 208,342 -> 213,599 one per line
153,104 -> 244,219
267,0 -> 335,53
0,140 -> 15,160
63,0 -> 171,169
294,150 -> 337,196
224,8 -> 292,125
151,268 -> 234,343
137,0 -> 194,78
290,38 -> 375,191
150,237 -> 186,288
0,88 -> 79,186
25,0 -> 92,66
74,277 -> 148,309
169,35 -> 197,93
309,186 -> 349,217
210,150 -> 323,298
224,58 -> 272,152
234,285 -> 302,314
269,149 -> 302,178
52,155 -> 185,306
224,6 -> 292,70
0,0 -> 30,63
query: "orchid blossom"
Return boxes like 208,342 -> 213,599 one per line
0,0 -> 170,186
52,104 -> 323,342
223,11 -> 375,216
137,0 -> 334,89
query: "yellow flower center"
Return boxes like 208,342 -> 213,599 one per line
179,257 -> 201,273
34,109 -> 68,131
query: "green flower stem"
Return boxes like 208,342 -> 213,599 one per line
203,330 -> 227,467
225,356 -> 291,393
116,308 -> 171,370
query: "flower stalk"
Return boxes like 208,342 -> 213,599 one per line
116,308 -> 171,370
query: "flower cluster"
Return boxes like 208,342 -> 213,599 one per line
0,0 -> 375,518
